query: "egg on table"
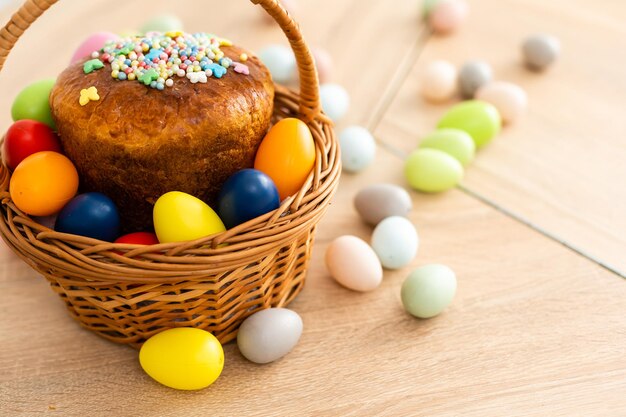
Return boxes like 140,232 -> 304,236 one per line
320,83 -> 350,122
339,126 -> 376,173
404,148 -> 464,193
354,183 -> 413,226
418,128 -> 475,166
476,81 -> 528,124
437,100 -> 501,148
139,327 -> 224,390
237,308 -> 303,364
401,264 -> 457,318
371,216 -> 419,270
325,235 -> 383,292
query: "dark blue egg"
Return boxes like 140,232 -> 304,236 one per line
55,192 -> 121,242
217,169 -> 280,229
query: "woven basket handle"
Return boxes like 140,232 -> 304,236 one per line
0,0 -> 321,121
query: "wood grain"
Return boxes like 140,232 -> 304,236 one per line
1,0 -> 626,416
374,0 -> 626,274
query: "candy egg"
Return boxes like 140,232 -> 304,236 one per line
139,328 -> 224,390
437,100 -> 501,148
522,34 -> 560,71
325,235 -> 383,292
339,126 -> 376,173
70,32 -> 119,64
458,60 -> 492,98
237,308 -> 303,364
258,45 -> 296,84
476,81 -> 528,124
401,264 -> 457,318
429,0 -> 468,35
254,118 -> 316,200
3,120 -> 61,170
354,183 -> 413,226
404,148 -> 464,193
312,47 -> 333,84
9,151 -> 78,216
140,14 -> 184,34
217,169 -> 280,229
419,128 -> 475,166
153,191 -> 225,243
419,60 -> 458,102
11,79 -> 56,129
371,216 -> 419,270
115,232 -> 159,245
55,192 -> 121,242
320,83 -> 350,122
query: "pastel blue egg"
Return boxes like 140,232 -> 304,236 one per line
339,126 -> 376,173
371,216 -> 419,269
258,45 -> 296,84
55,192 -> 121,242
320,83 -> 350,122
217,169 -> 280,229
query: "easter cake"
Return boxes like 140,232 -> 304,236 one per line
49,32 -> 274,231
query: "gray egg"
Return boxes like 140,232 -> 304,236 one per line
522,34 -> 560,70
237,308 -> 303,364
458,60 -> 493,98
354,183 -> 413,226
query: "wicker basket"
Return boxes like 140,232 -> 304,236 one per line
0,0 -> 340,347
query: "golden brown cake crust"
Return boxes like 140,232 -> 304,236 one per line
50,44 -> 274,232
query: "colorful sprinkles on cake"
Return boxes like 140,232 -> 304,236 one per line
84,32 -> 249,89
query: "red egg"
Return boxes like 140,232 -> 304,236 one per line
3,120 -> 61,170
114,232 -> 160,246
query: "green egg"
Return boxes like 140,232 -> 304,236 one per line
437,100 -> 501,148
401,264 -> 457,319
419,128 -> 475,166
11,79 -> 56,129
140,14 -> 184,33
404,148 -> 464,193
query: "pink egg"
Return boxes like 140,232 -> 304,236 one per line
476,81 -> 528,124
312,47 -> 333,84
70,32 -> 119,64
429,0 -> 468,35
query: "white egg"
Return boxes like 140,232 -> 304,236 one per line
320,83 -> 350,122
371,216 -> 419,269
420,60 -> 458,102
237,308 -> 303,364
339,126 -> 376,173
258,45 -> 296,84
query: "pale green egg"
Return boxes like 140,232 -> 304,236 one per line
404,148 -> 464,193
401,264 -> 457,318
437,100 -> 501,148
419,128 -> 475,166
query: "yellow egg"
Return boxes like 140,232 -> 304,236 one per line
139,328 -> 224,390
153,191 -> 225,243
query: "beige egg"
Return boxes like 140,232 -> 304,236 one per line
420,60 -> 458,103
476,81 -> 528,124
429,0 -> 468,35
312,47 -> 333,84
325,235 -> 383,292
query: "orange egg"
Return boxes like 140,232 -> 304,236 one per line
254,118 -> 316,200
9,151 -> 79,216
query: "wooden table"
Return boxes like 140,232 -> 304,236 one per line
1,0 -> 625,415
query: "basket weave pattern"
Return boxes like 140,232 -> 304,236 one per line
0,0 -> 340,346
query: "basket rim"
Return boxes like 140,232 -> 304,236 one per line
0,86 -> 341,277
